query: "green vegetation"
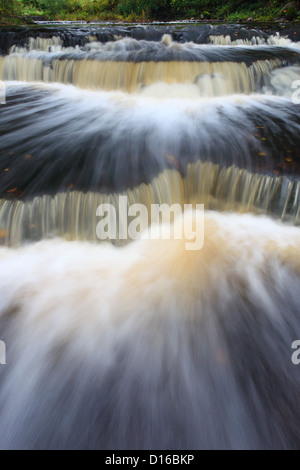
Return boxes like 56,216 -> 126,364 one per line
0,0 -> 22,23
0,0 -> 299,24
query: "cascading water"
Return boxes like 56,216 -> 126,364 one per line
0,22 -> 300,450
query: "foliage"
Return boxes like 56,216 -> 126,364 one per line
1,0 -> 299,23
37,0 -> 67,18
284,6 -> 298,20
117,0 -> 167,18
0,0 -> 22,20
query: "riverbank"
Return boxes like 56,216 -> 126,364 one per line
1,1 -> 300,26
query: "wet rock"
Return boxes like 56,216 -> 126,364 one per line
277,1 -> 299,15
276,2 -> 299,21
288,23 -> 300,41
172,25 -> 212,44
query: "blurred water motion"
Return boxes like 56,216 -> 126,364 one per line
0,23 -> 300,450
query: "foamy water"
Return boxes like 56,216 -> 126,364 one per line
0,24 -> 300,450
0,211 -> 300,449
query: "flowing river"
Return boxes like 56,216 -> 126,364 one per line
0,22 -> 300,449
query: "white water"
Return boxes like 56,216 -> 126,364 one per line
9,33 -> 300,53
0,25 -> 300,450
0,211 -> 300,449
0,81 -> 300,244
209,34 -> 300,47
2,36 -> 299,95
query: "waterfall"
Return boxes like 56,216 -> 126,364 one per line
1,37 -> 299,93
0,22 -> 300,450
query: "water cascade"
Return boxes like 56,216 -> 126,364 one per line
0,22 -> 300,450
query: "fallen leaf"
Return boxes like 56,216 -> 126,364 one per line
217,348 -> 228,365
166,154 -> 180,168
